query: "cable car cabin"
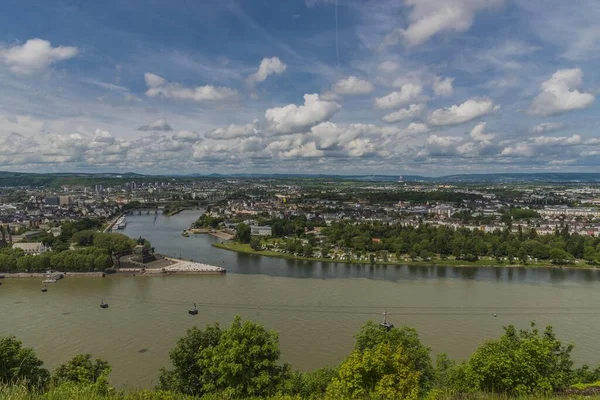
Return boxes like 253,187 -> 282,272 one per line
100,299 -> 109,309
380,321 -> 394,331
380,311 -> 394,331
188,303 -> 198,315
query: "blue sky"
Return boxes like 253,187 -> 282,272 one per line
0,0 -> 599,175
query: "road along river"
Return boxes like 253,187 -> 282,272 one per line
2,210 -> 600,388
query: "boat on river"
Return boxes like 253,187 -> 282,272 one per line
42,279 -> 57,283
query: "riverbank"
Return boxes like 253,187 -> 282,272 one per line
213,241 -> 599,270
182,228 -> 235,240
1,271 -> 106,278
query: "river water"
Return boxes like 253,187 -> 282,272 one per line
2,210 -> 600,388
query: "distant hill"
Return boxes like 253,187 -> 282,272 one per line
1,170 -> 599,186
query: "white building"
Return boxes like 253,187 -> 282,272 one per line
12,242 -> 50,255
250,225 -> 272,236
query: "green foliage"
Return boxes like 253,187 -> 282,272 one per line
160,316 -> 285,398
158,324 -> 222,396
459,323 -> 574,396
197,316 -> 285,398
72,230 -> 97,246
93,233 -> 136,254
249,237 -> 262,251
354,321 -> 435,392
282,367 -> 337,399
52,354 -> 111,387
320,220 -> 600,264
192,215 -> 224,229
49,247 -> 113,271
325,343 -> 420,400
0,336 -> 49,390
235,224 -> 251,244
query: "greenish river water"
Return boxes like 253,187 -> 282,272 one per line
2,210 -> 600,388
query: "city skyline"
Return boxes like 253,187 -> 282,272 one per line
0,0 -> 599,175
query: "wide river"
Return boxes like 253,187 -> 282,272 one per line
2,210 -> 600,388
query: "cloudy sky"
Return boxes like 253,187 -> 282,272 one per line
0,0 -> 599,175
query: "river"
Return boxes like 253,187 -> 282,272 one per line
2,210 -> 600,388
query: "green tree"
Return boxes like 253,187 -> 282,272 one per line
52,353 -> 111,386
249,237 -> 262,251
235,223 -> 251,244
0,335 -> 49,389
354,321 -> 434,393
71,230 -> 97,246
198,316 -> 286,398
461,323 -> 574,396
159,316 -> 286,398
325,343 -> 420,400
158,324 -> 222,396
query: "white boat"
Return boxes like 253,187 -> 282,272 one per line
116,216 -> 127,229
42,279 -> 57,283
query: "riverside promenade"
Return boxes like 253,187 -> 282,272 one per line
119,256 -> 225,275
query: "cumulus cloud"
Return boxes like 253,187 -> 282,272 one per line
382,104 -> 425,123
469,122 -> 495,143
205,120 -> 259,140
374,83 -> 424,109
532,122 -> 565,134
144,73 -> 238,102
528,68 -> 595,116
382,0 -> 504,47
428,97 -> 498,126
247,57 -> 287,84
265,94 -> 341,134
173,130 -> 200,142
0,38 -> 78,75
500,143 -> 533,157
280,142 -> 324,158
137,118 -> 173,132
433,77 -> 454,97
328,76 -> 374,97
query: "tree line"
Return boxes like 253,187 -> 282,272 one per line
2,317 -> 600,399
0,218 -> 141,273
320,221 -> 600,264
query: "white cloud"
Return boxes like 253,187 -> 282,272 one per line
93,129 -> 115,144
528,68 -> 595,116
382,0 -> 504,47
0,38 -> 78,75
0,115 -> 45,135
429,97 -> 499,126
144,73 -> 238,102
378,61 -> 400,73
280,142 -> 324,158
382,104 -> 425,123
247,57 -> 287,84
433,77 -> 454,97
532,134 -> 582,146
265,94 -> 341,134
205,120 -> 259,139
500,143 -> 533,157
532,122 -> 565,134
329,76 -> 374,96
173,130 -> 200,142
137,118 -> 173,131
374,83 -> 424,109
469,122 -> 495,143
